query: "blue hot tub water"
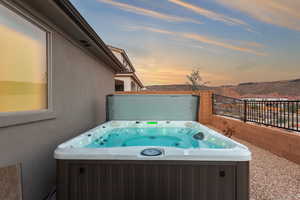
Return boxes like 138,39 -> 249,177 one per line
85,127 -> 229,149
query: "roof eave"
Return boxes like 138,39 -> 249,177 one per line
53,0 -> 125,72
107,45 -> 136,72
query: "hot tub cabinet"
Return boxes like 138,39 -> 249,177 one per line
57,160 -> 249,200
55,121 -> 250,200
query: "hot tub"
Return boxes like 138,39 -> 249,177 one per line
55,121 -> 251,200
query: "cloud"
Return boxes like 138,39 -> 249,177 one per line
97,0 -> 202,24
215,0 -> 300,31
168,0 -> 248,27
138,67 -> 190,85
126,26 -> 176,35
136,65 -> 224,85
242,41 -> 264,48
128,26 -> 266,56
182,33 -> 266,56
136,64 -> 232,86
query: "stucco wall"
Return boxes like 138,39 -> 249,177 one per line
209,115 -> 300,165
0,29 -> 115,200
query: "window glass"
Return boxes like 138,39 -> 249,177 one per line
0,4 -> 47,112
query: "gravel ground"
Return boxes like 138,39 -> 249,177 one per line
234,137 -> 300,200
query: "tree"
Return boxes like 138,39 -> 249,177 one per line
186,68 -> 209,90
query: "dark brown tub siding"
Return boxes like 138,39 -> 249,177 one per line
57,160 -> 249,200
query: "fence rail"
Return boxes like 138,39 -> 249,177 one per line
213,94 -> 300,132
213,94 -> 245,120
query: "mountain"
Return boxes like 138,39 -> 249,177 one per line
0,81 -> 46,95
146,79 -> 300,99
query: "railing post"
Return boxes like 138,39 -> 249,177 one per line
244,101 -> 247,122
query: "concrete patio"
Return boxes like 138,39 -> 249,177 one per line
234,138 -> 300,200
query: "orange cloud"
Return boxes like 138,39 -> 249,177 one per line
216,0 -> 300,31
97,0 -> 202,24
168,0 -> 248,27
182,33 -> 266,56
136,65 -> 232,85
137,66 -> 193,85
131,48 -> 233,86
241,41 -> 264,48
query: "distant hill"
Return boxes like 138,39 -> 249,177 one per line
0,81 -> 46,95
145,84 -> 208,91
0,81 -> 47,112
146,79 -> 300,99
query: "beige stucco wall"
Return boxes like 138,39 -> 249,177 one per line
209,115 -> 300,165
0,25 -> 115,200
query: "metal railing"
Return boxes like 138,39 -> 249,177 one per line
213,94 -> 300,132
213,94 -> 245,120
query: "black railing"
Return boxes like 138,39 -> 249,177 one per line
213,94 -> 300,132
213,94 -> 245,120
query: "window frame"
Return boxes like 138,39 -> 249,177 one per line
0,1 -> 55,128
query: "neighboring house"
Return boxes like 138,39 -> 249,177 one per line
242,97 -> 289,101
0,0 -> 125,200
108,46 -> 144,91
241,95 -> 290,101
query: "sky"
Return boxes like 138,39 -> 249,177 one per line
70,0 -> 300,86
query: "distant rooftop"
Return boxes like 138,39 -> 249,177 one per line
107,45 -> 135,73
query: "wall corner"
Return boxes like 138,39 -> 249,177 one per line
198,91 -> 213,124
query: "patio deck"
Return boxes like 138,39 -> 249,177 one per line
234,137 -> 300,200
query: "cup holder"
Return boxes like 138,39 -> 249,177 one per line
193,132 -> 205,140
141,148 -> 163,156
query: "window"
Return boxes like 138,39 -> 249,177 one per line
0,2 -> 54,127
115,80 -> 124,91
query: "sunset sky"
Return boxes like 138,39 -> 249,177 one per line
71,0 -> 300,86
